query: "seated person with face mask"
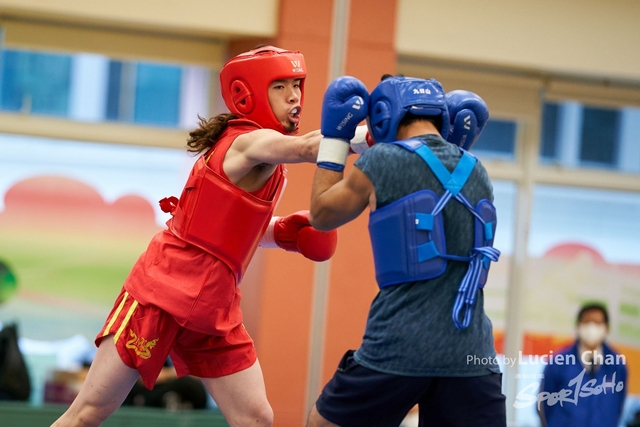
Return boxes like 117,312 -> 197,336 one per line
538,303 -> 628,427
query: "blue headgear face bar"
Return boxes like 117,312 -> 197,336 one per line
367,76 -> 450,143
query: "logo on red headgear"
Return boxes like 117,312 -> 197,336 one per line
291,60 -> 303,73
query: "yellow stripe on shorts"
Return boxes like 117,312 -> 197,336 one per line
114,300 -> 139,343
103,291 -> 129,337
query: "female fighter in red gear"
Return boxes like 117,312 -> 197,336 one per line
52,46 -> 338,427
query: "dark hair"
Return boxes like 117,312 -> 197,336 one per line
380,73 -> 404,81
186,113 -> 237,154
399,112 -> 442,134
577,303 -> 609,325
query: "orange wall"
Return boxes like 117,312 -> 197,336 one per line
231,1 -> 398,426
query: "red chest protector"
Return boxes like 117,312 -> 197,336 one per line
161,120 -> 286,283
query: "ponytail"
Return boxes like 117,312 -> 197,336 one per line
186,113 -> 237,154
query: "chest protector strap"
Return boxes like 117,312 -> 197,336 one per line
368,139 -> 500,330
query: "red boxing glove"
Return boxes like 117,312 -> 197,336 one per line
349,125 -> 376,154
274,210 -> 338,262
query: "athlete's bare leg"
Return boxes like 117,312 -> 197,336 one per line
201,358 -> 274,427
306,404 -> 339,427
51,337 -> 140,427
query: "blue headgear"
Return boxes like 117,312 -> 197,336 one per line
367,76 -> 449,143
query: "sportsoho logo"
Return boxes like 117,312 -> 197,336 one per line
291,60 -> 304,73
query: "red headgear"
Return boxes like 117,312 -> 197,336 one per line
220,46 -> 306,135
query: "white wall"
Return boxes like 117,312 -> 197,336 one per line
396,0 -> 640,83
0,0 -> 278,38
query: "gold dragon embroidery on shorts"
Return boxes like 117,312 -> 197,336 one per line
125,329 -> 158,359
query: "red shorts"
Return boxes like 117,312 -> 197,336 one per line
96,287 -> 256,389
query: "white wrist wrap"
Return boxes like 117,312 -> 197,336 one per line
349,126 -> 369,154
259,216 -> 280,248
317,137 -> 350,167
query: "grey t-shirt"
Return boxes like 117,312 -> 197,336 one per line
352,134 -> 500,377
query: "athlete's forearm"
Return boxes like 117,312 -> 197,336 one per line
309,168 -> 344,230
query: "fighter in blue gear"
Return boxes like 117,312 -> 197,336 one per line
307,74 -> 505,427
367,76 -> 499,329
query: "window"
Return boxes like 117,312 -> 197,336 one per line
580,106 -> 620,166
0,49 -> 72,116
0,48 -> 209,129
540,102 -> 559,159
539,101 -> 637,172
106,60 -> 183,126
134,63 -> 182,126
471,119 -> 517,160
105,60 -> 126,121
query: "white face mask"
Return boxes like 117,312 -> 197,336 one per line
577,322 -> 607,347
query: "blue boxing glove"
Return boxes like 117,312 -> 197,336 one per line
317,76 -> 369,172
446,90 -> 489,151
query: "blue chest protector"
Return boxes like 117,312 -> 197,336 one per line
368,139 -> 500,330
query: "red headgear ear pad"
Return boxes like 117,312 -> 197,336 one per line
230,80 -> 254,114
